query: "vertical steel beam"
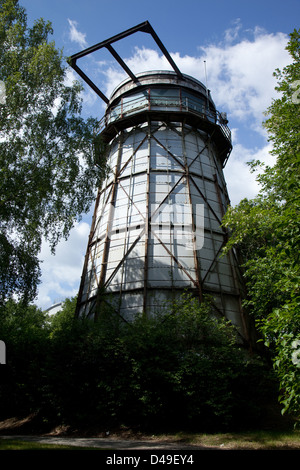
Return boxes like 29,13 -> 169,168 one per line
143,119 -> 151,314
94,132 -> 124,319
75,187 -> 101,317
181,122 -> 203,302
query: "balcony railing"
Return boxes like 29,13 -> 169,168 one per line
96,93 -> 231,145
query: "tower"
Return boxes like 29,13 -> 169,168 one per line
71,22 -> 250,343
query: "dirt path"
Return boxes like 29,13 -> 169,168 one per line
0,434 -> 216,450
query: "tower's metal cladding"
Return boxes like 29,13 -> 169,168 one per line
71,22 -> 252,344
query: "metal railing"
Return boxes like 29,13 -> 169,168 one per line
96,93 -> 231,144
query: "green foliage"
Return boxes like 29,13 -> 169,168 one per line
0,299 -> 50,416
222,29 -> 300,418
0,0 -> 106,304
0,295 -> 274,432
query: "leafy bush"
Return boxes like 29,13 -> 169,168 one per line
0,295 -> 275,432
0,300 -> 50,418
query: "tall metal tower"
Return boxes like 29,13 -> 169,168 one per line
71,22 -> 251,344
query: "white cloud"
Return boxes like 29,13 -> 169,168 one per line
224,18 -> 243,44
201,31 -> 289,123
98,27 -> 289,129
37,221 -> 90,309
224,142 -> 275,206
67,19 -> 88,49
64,67 -> 78,87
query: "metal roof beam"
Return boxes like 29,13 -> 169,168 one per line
143,22 -> 183,79
69,21 -> 183,103
105,44 -> 138,83
70,21 -> 150,61
70,61 -> 109,103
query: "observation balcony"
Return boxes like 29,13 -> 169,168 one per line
97,84 -> 232,166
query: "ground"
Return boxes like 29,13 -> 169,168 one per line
0,413 -> 299,450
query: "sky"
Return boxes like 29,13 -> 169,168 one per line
18,0 -> 299,310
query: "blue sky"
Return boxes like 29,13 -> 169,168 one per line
18,0 -> 299,309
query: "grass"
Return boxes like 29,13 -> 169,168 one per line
1,413 -> 299,450
164,429 -> 300,450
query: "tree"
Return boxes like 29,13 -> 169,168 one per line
0,299 -> 50,417
0,0 -> 105,304
222,29 -> 300,417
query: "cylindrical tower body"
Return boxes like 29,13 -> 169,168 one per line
77,71 -> 249,341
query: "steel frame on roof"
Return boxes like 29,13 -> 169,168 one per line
70,20 -> 183,104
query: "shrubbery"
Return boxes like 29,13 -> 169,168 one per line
0,294 -> 276,432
